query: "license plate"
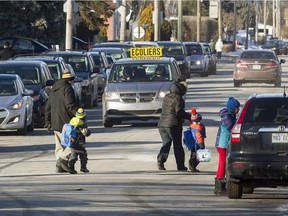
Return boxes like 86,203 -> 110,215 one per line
272,133 -> 288,143
252,64 -> 261,70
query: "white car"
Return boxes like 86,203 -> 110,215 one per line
0,74 -> 34,135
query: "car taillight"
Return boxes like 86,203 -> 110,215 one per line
230,99 -> 251,143
264,60 -> 279,69
235,60 -> 248,69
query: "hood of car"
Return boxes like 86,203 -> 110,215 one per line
106,81 -> 173,93
189,55 -> 204,60
75,72 -> 89,79
0,95 -> 21,107
162,54 -> 185,61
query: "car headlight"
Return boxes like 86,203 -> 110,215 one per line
158,90 -> 170,98
104,92 -> 120,100
82,79 -> 90,87
8,99 -> 24,110
98,77 -> 106,85
195,60 -> 202,65
177,60 -> 185,65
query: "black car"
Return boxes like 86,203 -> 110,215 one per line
11,55 -> 83,105
42,51 -> 99,108
156,41 -> 190,78
227,93 -> 288,199
0,61 -> 54,127
261,39 -> 288,55
93,42 -> 135,58
0,36 -> 49,57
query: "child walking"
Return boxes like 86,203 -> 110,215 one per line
68,108 -> 91,174
188,108 -> 206,172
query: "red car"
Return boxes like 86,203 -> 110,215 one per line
233,50 -> 285,87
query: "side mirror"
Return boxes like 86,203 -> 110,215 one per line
24,89 -> 33,96
176,75 -> 186,83
46,79 -> 55,86
280,59 -> 285,64
93,66 -> 100,74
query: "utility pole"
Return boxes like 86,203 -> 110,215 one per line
264,0 -> 267,36
218,0 -> 222,39
245,1 -> 250,50
65,0 -> 73,50
277,0 -> 281,38
233,0 -> 237,51
197,0 -> 201,42
255,0 -> 258,45
273,0 -> 276,36
154,0 -> 159,41
177,0 -> 183,41
120,0 -> 126,42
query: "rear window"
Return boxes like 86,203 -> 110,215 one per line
241,51 -> 276,60
244,98 -> 288,123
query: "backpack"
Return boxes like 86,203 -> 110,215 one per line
183,127 -> 201,151
61,123 -> 78,147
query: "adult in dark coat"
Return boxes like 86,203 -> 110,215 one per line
45,70 -> 79,173
157,82 -> 191,171
0,41 -> 15,60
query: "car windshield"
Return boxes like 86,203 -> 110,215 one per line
241,51 -> 276,60
0,80 -> 17,96
109,63 -> 173,83
264,40 -> 279,46
0,66 -> 41,85
62,56 -> 88,73
158,44 -> 185,55
244,98 -> 288,123
185,45 -> 203,55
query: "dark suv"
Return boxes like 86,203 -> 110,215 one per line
227,93 -> 288,199
42,51 -> 99,108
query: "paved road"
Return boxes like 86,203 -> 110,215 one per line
1,57 -> 288,216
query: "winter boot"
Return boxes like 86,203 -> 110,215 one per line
80,166 -> 90,173
157,154 -> 167,170
68,160 -> 77,174
189,155 -> 200,172
214,178 -> 226,195
56,158 -> 69,172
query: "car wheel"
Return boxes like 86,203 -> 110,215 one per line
234,80 -> 240,87
242,186 -> 254,194
103,119 -> 113,128
27,115 -> 34,132
227,181 -> 243,199
18,115 -> 28,136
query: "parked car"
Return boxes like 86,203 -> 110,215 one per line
90,47 -> 127,61
233,50 -> 285,87
127,41 -> 159,48
93,42 -> 135,57
0,74 -> 34,135
202,42 -> 217,75
261,39 -> 288,55
227,93 -> 288,199
183,42 -> 209,77
87,51 -> 109,98
42,51 -> 99,108
102,52 -> 186,127
156,41 -> 190,78
0,60 -> 54,127
11,55 -> 83,105
0,36 -> 49,57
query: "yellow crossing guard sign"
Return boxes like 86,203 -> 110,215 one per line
130,47 -> 162,58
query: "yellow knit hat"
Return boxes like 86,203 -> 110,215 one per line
76,108 -> 86,118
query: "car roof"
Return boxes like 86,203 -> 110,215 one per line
0,74 -> 18,80
114,57 -> 173,65
13,55 -> 64,62
242,49 -> 275,53
248,93 -> 288,100
183,42 -> 203,45
156,41 -> 183,45
0,60 -> 46,66
0,36 -> 49,48
43,51 -> 88,56
93,42 -> 135,48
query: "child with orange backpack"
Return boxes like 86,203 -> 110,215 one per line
184,108 -> 206,172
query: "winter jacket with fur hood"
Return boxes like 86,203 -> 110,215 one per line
45,79 -> 78,132
158,82 -> 191,129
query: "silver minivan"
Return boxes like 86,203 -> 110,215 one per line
102,57 -> 186,127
